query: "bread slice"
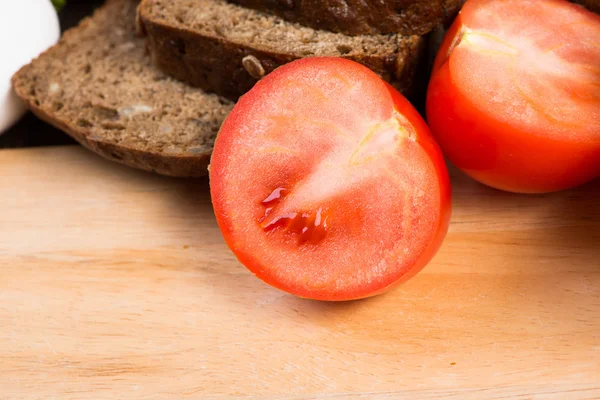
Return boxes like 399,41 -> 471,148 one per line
138,0 -> 425,101
226,0 -> 464,36
12,0 -> 234,177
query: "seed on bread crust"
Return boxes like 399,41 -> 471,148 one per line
242,55 -> 266,79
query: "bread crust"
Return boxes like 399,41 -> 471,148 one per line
572,0 -> 600,13
227,0 -> 465,36
11,87 -> 211,177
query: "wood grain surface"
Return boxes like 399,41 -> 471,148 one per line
1,146 -> 599,399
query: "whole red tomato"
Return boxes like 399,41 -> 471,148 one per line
427,0 -> 600,193
211,58 -> 451,301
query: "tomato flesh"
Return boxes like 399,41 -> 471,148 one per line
211,58 -> 451,301
427,0 -> 600,193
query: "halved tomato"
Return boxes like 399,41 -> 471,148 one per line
210,58 -> 451,301
427,0 -> 600,193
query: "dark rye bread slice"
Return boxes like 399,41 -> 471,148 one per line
226,0 -> 465,36
138,0 -> 425,101
12,0 -> 233,177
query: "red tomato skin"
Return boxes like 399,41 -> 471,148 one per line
211,58 -> 451,301
427,5 -> 600,194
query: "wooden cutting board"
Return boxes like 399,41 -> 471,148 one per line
1,146 -> 599,399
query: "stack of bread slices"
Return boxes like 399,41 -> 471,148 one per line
9,0 -> 475,176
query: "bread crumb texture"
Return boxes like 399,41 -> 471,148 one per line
142,0 -> 408,57
12,0 -> 233,174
